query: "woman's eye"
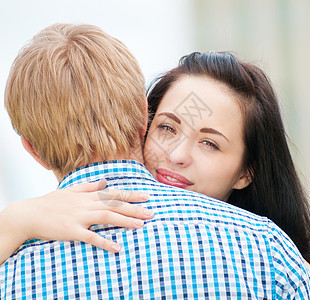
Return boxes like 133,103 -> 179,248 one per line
158,124 -> 176,134
201,140 -> 220,150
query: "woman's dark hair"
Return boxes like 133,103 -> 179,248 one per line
147,51 -> 310,262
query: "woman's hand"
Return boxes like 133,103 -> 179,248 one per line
0,179 -> 153,264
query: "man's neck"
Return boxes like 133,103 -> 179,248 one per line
54,147 -> 144,183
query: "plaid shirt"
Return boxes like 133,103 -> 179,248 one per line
1,160 -> 309,299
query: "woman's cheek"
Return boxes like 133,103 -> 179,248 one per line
144,138 -> 163,171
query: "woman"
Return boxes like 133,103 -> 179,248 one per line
1,51 -> 309,264
145,51 -> 310,263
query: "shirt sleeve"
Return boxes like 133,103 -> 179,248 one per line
267,220 -> 310,299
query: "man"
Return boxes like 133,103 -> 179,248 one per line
1,23 -> 309,299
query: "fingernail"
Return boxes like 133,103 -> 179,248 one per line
144,209 -> 154,217
134,219 -> 144,227
112,244 -> 121,252
140,192 -> 149,200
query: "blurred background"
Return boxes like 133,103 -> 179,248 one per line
1,0 -> 310,209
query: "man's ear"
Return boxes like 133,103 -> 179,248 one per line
21,136 -> 52,170
232,169 -> 253,190
139,95 -> 148,138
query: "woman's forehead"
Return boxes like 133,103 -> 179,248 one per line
157,76 -> 244,133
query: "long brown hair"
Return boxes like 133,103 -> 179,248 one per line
147,51 -> 310,262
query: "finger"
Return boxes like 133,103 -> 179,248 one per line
96,189 -> 149,203
78,229 -> 121,253
93,200 -> 154,219
86,210 -> 148,229
68,179 -> 107,193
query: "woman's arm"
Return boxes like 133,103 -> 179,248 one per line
0,179 -> 153,265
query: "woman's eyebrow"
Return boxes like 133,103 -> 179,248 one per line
200,128 -> 230,142
157,112 -> 181,124
157,113 -> 230,142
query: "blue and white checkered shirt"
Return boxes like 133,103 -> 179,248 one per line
1,160 -> 309,299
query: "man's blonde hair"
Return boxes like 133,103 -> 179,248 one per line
5,23 -> 146,176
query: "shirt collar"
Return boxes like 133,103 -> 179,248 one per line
58,159 -> 156,189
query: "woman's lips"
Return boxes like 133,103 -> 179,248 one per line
156,168 -> 194,189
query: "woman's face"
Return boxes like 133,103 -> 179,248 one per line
144,75 -> 251,201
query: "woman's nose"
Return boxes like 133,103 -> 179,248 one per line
166,138 -> 192,167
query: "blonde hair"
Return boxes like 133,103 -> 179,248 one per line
5,23 -> 146,176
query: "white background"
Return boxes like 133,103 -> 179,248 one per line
1,0 -> 310,209
0,0 -> 195,209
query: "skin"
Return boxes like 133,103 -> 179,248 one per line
0,180 -> 154,265
0,75 -> 251,264
144,75 -> 310,270
144,75 -> 251,201
0,120 -> 153,264
3,75 -> 309,270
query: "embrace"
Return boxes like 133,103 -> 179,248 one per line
0,23 -> 309,299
